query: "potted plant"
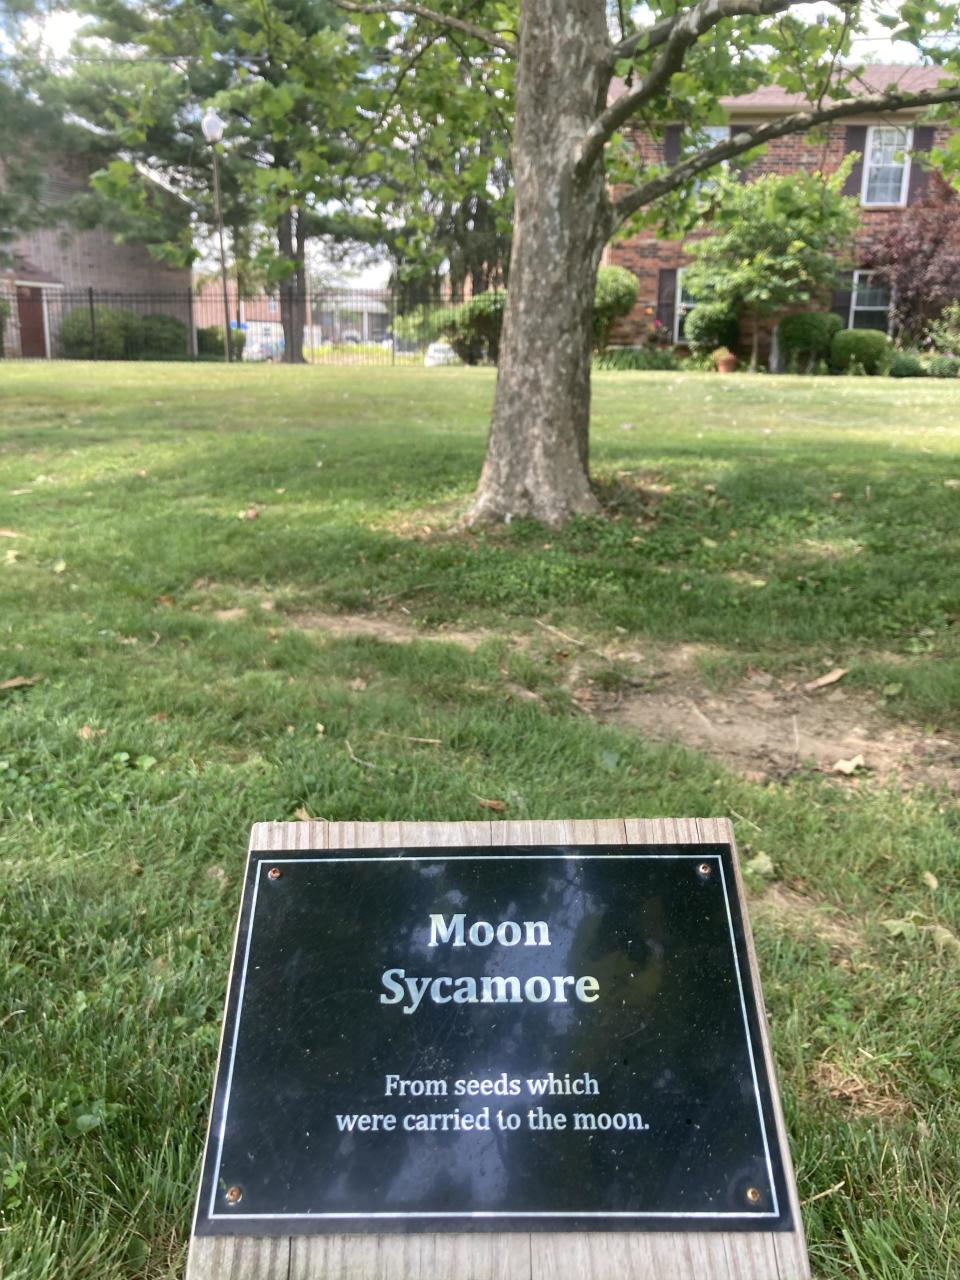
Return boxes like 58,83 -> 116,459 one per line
713,345 -> 738,373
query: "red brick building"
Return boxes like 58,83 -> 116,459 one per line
605,65 -> 954,356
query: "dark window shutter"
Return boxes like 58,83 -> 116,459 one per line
908,125 -> 935,204
832,272 -> 853,326
657,267 -> 677,339
664,125 -> 681,167
842,126 -> 867,197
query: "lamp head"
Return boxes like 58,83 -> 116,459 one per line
202,106 -> 225,143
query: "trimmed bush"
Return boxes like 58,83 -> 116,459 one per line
683,302 -> 738,356
197,325 -> 246,360
925,352 -> 960,379
140,313 -> 188,358
59,306 -> 143,359
778,311 -> 842,371
593,266 -> 639,350
830,328 -> 891,375
594,346 -> 679,371
889,351 -> 926,378
444,291 -> 506,364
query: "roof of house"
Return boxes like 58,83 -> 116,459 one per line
720,64 -> 948,113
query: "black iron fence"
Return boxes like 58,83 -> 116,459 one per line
1,285 -> 476,365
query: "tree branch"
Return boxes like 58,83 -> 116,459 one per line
334,0 -> 512,53
583,0 -> 822,174
612,0 -> 819,64
612,84 -> 960,226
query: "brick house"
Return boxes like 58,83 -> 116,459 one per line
1,155 -> 191,358
605,65 -> 954,357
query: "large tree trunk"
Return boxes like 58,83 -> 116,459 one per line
468,0 -> 611,527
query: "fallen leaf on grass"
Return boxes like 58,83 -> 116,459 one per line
156,595 -> 175,607
473,795 -> 506,812
922,870 -> 939,890
9,488 -> 32,497
745,851 -> 775,878
78,724 -> 106,741
804,666 -> 848,692
832,754 -> 866,775
52,559 -> 66,574
238,506 -> 259,521
0,530 -> 23,538
4,550 -> 21,564
944,479 -> 960,489
350,677 -> 367,691
928,924 -> 960,954
1,675 -> 41,690
206,865 -> 228,888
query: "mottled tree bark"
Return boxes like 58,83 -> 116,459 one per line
467,0 -> 612,527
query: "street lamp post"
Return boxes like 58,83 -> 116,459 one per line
201,106 -> 233,364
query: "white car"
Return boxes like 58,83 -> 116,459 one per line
424,340 -> 461,367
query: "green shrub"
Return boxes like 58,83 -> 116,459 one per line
593,266 -> 639,350
594,345 -> 679,371
778,310 -> 842,371
830,328 -> 891,375
926,301 -> 960,356
59,306 -> 143,359
393,305 -> 447,349
444,291 -> 506,364
925,352 -> 960,379
888,351 -> 926,378
683,302 -> 738,356
140,313 -> 188,357
196,325 -> 245,360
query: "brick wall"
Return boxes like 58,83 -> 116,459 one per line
10,155 -> 191,294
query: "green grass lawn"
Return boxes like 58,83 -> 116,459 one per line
1,362 -> 958,1278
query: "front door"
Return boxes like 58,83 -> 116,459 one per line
17,287 -> 47,358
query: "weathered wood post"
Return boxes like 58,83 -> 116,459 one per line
186,818 -> 809,1279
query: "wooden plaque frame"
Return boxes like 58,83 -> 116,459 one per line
185,817 -> 809,1280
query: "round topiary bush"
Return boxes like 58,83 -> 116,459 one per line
140,313 -> 188,358
925,353 -> 960,379
778,311 -> 842,371
442,291 -> 507,364
59,306 -> 143,359
593,266 -> 639,350
683,301 -> 738,357
888,351 -> 926,378
830,328 -> 891,375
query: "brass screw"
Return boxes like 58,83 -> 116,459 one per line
225,1185 -> 243,1204
267,866 -> 282,881
746,1186 -> 762,1204
697,862 -> 712,877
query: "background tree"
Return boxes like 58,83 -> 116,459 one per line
865,176 -> 960,345
340,0 -> 960,525
45,0 -> 375,361
683,166 -> 859,369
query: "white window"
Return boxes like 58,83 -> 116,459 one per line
861,126 -> 912,207
674,268 -> 701,343
849,270 -> 892,332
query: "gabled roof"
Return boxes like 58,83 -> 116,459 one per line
720,64 -> 948,113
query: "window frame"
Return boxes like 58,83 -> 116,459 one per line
848,269 -> 893,334
674,267 -> 702,344
860,124 -> 913,208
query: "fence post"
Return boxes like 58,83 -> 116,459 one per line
187,289 -> 197,359
88,287 -> 97,360
391,287 -> 396,367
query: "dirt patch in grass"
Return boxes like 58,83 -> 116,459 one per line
594,667 -> 960,792
751,883 -> 863,955
204,594 -> 958,790
287,608 -> 508,652
813,1056 -> 911,1120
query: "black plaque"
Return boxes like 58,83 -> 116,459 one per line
194,845 -> 793,1235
